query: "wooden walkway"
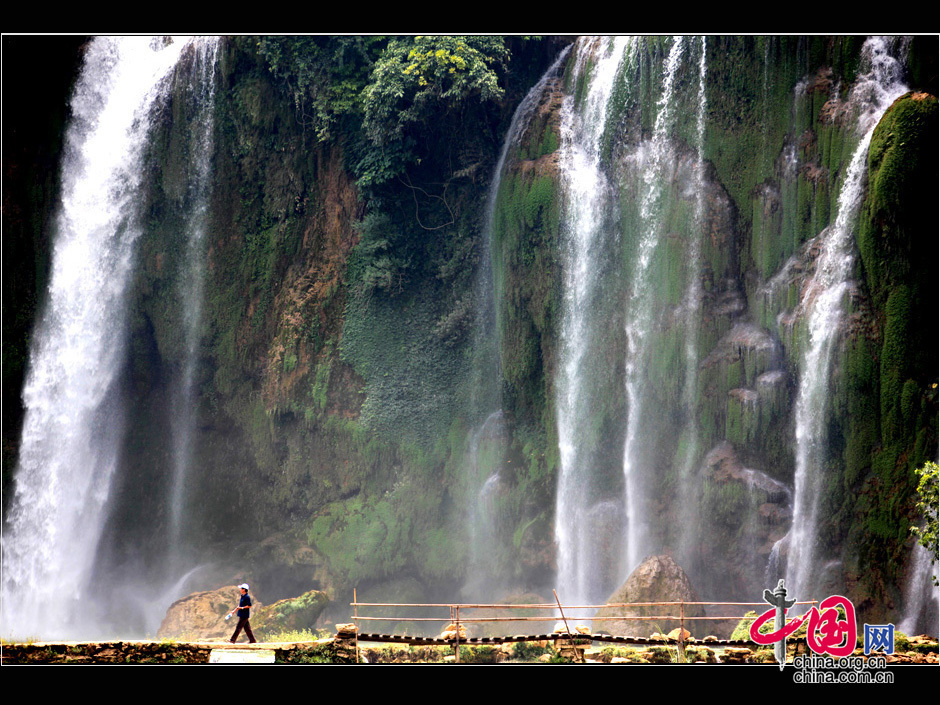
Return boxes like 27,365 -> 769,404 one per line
355,632 -> 754,647
347,591 -> 818,651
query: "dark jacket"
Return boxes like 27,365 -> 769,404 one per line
238,593 -> 252,619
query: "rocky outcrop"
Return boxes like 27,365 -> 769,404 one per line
158,585 -> 329,640
251,589 -> 329,636
694,442 -> 792,600
593,555 -> 705,638
158,586 -> 260,640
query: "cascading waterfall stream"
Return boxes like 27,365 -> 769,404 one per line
898,543 -> 939,635
168,38 -> 220,550
480,45 -> 571,405
463,411 -> 509,599
784,36 -> 908,603
1,36 -> 212,640
463,45 -> 571,600
555,36 -> 634,608
622,36 -> 692,574
555,35 -> 713,607
674,37 -> 708,567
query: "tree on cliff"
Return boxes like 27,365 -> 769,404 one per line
911,460 -> 939,585
359,36 -> 510,186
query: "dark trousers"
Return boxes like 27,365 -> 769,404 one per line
230,616 -> 256,643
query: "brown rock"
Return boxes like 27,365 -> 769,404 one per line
252,589 -> 329,636
592,555 -> 705,638
440,622 -> 468,639
335,623 -> 357,638
158,586 -> 261,640
668,627 -> 692,641
722,647 -> 753,663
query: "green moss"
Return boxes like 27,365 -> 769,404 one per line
307,494 -> 408,584
277,642 -> 335,663
703,479 -> 753,529
512,641 -> 552,661
341,284 -> 469,448
702,37 -> 803,223
880,287 -> 912,444
492,161 -> 561,423
645,646 -> 675,664
847,93 -> 938,607
859,93 -> 938,311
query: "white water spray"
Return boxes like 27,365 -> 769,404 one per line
461,46 -> 572,601
675,37 -> 708,565
556,36 -> 633,606
622,36 -> 689,573
785,37 -> 908,602
898,543 -> 939,636
168,38 -> 220,548
1,36 -> 208,640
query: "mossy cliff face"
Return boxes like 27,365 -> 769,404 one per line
3,36 -> 935,630
845,90 -> 938,616
100,41 -> 370,579
84,37 -> 571,610
493,36 -> 936,619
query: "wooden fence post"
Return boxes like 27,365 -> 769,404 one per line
354,588 -> 360,663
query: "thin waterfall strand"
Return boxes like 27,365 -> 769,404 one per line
785,36 -> 908,602
556,36 -> 633,606
464,46 -> 571,600
676,37 -> 708,565
168,38 -> 220,549
622,36 -> 686,574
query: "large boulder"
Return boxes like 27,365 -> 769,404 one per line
158,585 -> 330,640
593,555 -> 705,638
252,589 -> 330,638
158,586 -> 257,640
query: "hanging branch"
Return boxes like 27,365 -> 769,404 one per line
398,172 -> 455,231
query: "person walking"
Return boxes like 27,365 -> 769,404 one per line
228,583 -> 257,643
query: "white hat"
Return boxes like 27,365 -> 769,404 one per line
238,583 -> 250,590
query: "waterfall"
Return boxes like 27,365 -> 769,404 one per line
784,37 -> 908,603
168,38 -> 220,550
554,36 -> 711,606
622,36 -> 699,574
1,36 -> 214,640
471,42 -> 571,421
898,543 -> 939,636
674,37 -> 708,568
481,44 -> 571,399
556,36 -> 633,606
463,411 -> 509,599
462,45 -> 571,600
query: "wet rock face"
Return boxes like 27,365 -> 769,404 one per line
158,585 -> 330,639
593,555 -> 705,637
158,586 -> 254,640
694,442 -> 792,600
252,589 -> 330,635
